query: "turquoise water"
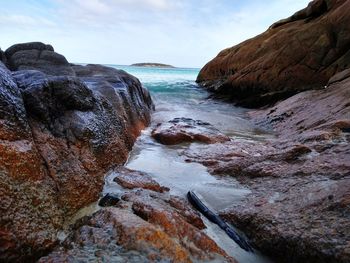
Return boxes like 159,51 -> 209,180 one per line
105,65 -> 272,263
114,65 -> 264,137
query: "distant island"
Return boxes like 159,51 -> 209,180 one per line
131,63 -> 175,68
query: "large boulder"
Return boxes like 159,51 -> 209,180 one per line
197,0 -> 350,107
0,43 -> 153,262
5,42 -> 75,76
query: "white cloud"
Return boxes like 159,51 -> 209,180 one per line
73,0 -> 110,15
0,14 -> 56,27
1,0 -> 311,67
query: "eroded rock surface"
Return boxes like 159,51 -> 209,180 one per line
40,169 -> 236,263
197,0 -> 350,107
152,117 -> 230,145
114,167 -> 169,193
185,72 -> 350,263
0,43 -> 153,262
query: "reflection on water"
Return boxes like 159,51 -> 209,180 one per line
113,65 -> 273,263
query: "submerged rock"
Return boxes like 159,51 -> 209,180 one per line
197,0 -> 350,107
0,43 -> 153,262
185,71 -> 350,262
114,167 -> 169,193
152,117 -> 230,145
98,193 -> 120,207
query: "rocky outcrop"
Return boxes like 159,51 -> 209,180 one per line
152,118 -> 230,145
197,0 -> 350,107
0,43 -> 153,261
185,71 -> 350,262
39,169 -> 236,262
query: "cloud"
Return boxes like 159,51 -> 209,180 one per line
0,0 -> 311,67
0,14 -> 56,28
73,0 -> 110,15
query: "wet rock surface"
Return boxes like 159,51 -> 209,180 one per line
197,0 -> 350,107
152,117 -> 230,145
40,169 -> 236,263
185,72 -> 350,262
114,167 -> 170,193
0,43 -> 153,261
98,193 -> 120,207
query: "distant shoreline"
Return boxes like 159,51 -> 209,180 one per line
131,63 -> 175,68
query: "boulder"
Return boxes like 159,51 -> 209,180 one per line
0,43 -> 153,262
185,72 -> 350,262
5,42 -> 75,76
197,0 -> 350,107
152,117 -> 230,145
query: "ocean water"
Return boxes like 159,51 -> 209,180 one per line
104,65 -> 273,263
115,65 -> 266,138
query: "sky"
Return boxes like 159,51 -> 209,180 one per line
0,0 -> 311,68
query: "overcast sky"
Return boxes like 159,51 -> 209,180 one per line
1,0 -> 311,68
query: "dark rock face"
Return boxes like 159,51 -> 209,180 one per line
0,49 -> 6,64
197,0 -> 350,107
98,193 -> 120,207
185,72 -> 350,263
5,42 -> 75,76
152,117 -> 230,145
0,43 -> 153,262
40,169 -> 235,262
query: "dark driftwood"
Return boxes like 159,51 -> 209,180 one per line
187,191 -> 253,252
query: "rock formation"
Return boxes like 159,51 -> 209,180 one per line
0,42 -> 153,262
152,118 -> 230,145
39,168 -> 236,263
197,0 -> 350,107
185,69 -> 350,262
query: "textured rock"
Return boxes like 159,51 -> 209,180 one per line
40,188 -> 235,262
39,167 -> 236,262
185,73 -> 350,262
5,42 -> 75,76
152,117 -> 230,145
0,43 -> 153,262
114,167 -> 169,193
250,70 -> 350,140
0,62 -> 62,261
197,0 -> 350,107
